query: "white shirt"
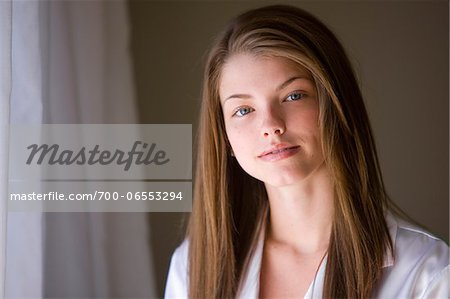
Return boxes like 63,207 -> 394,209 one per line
165,212 -> 450,298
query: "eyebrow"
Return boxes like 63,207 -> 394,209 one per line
222,76 -> 308,103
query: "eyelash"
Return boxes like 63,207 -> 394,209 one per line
233,106 -> 254,117
285,91 -> 306,101
231,91 -> 307,117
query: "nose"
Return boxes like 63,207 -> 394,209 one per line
261,107 -> 286,137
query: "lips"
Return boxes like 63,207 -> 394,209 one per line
258,144 -> 301,162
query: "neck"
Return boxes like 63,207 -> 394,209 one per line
264,163 -> 334,254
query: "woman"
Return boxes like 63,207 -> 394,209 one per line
165,5 -> 449,298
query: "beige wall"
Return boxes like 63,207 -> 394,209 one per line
128,1 -> 449,296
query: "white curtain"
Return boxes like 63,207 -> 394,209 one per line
0,1 -> 12,297
6,1 -> 43,297
2,0 -> 156,297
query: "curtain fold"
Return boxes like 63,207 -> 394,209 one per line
6,0 -> 44,297
0,1 -> 12,297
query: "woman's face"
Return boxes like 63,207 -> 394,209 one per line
219,53 -> 325,187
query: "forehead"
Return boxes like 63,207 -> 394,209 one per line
219,53 -> 312,98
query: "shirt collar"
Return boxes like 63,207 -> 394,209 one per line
236,223 -> 266,299
236,211 -> 398,297
383,210 -> 398,268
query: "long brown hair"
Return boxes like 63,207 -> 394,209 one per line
187,5 -> 393,298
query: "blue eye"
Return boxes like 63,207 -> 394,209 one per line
286,92 -> 305,101
234,107 -> 254,117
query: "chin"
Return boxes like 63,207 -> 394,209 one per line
260,172 -> 309,188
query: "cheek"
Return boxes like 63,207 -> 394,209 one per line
225,125 -> 255,158
226,126 -> 244,152
227,132 -> 258,177
287,107 -> 320,136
